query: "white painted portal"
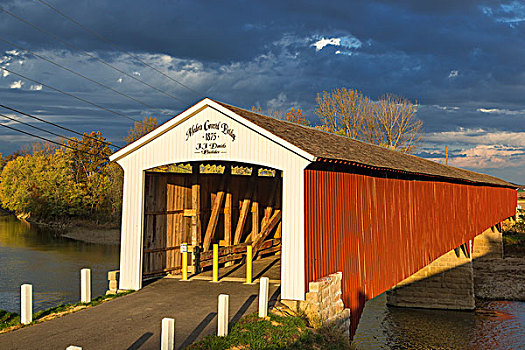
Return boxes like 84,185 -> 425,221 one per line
110,99 -> 314,300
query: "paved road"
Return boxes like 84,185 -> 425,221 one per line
0,278 -> 281,350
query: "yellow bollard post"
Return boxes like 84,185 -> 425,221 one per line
246,245 -> 252,284
182,242 -> 188,281
212,244 -> 219,282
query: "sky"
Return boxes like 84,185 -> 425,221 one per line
0,0 -> 524,184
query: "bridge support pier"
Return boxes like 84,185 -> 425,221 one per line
473,226 -> 503,260
387,225 -> 505,310
386,244 -> 475,310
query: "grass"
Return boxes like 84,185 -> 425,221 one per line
0,290 -> 133,333
186,312 -> 350,350
502,209 -> 525,256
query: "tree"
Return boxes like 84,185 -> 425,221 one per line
124,116 -> 159,145
369,94 -> 422,153
315,88 -> 372,138
315,88 -> 422,153
64,132 -> 112,184
285,108 -> 308,126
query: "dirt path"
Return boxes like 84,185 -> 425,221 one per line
0,278 -> 281,350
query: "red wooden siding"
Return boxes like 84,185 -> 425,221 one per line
304,169 -> 517,337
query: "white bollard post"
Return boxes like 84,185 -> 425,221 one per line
21,284 -> 32,325
81,268 -> 91,303
161,318 -> 175,350
66,346 -> 82,350
217,294 -> 229,337
258,277 -> 269,318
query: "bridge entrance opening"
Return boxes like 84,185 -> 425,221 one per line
142,161 -> 282,281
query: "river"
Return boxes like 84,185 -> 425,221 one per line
353,293 -> 525,349
1,215 -> 524,349
0,215 -> 119,313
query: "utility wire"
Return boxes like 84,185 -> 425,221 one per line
0,66 -> 139,123
0,112 -> 83,146
0,36 -> 169,114
36,0 -> 204,98
0,5 -> 187,104
0,121 -> 110,159
0,104 -> 120,149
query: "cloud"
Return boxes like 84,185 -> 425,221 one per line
9,80 -> 23,89
432,105 -> 459,111
482,2 -> 525,25
267,92 -> 288,110
477,108 -> 525,115
311,35 -> 362,54
312,37 -> 341,51
29,84 -> 42,91
450,145 -> 525,169
424,128 -> 525,147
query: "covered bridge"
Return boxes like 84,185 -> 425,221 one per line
109,98 -> 517,335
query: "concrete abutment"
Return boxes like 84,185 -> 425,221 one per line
387,226 -> 503,310
281,272 -> 351,337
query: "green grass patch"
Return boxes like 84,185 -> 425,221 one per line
186,312 -> 349,350
0,310 -> 20,330
0,290 -> 133,332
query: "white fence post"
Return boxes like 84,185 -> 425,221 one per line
217,294 -> 229,337
161,318 -> 175,350
21,284 -> 32,325
258,277 -> 269,318
81,268 -> 91,303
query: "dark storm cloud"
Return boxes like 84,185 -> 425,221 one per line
0,0 -> 524,181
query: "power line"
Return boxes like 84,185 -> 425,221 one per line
36,0 -> 204,98
0,66 -> 139,123
0,5 -> 187,104
0,104 -> 119,149
0,120 -> 110,159
0,36 -> 169,113
0,112 -> 82,146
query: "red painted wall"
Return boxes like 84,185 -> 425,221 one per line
304,169 -> 517,337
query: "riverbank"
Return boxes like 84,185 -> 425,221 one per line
474,256 -> 525,301
10,214 -> 121,246
60,225 -> 120,246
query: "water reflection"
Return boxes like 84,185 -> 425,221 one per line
353,293 -> 525,349
0,215 -> 119,313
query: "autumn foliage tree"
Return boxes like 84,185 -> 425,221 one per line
315,88 -> 372,138
369,94 -> 423,153
0,134 -> 123,222
285,108 -> 308,126
315,88 -> 422,153
124,116 -> 159,145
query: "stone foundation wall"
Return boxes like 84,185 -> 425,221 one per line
282,272 -> 351,337
473,226 -> 503,260
387,247 -> 475,310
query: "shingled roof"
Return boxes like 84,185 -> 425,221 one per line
217,101 -> 515,188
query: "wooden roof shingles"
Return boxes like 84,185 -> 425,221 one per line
216,101 -> 515,188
